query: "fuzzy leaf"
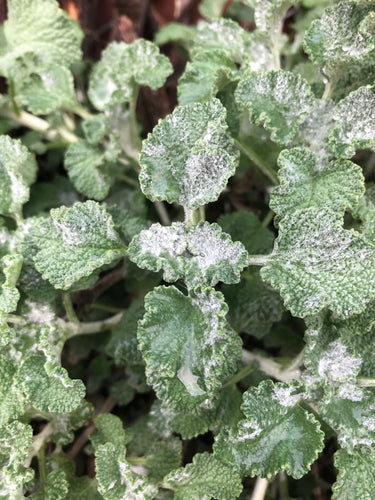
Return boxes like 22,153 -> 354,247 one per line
64,140 -> 118,201
0,355 -> 24,426
199,0 -> 228,19
140,99 -> 239,209
163,452 -> 243,500
235,71 -> 315,145
333,449 -> 375,500
91,414 -> 128,451
52,401 -> 94,446
33,201 -> 126,289
353,184 -> 375,244
329,86 -> 375,158
246,0 -> 299,32
0,421 -> 34,499
0,135 -> 37,220
0,254 -> 22,313
304,2 -> 375,75
261,208 -> 375,318
95,442 -> 158,500
88,40 -> 173,111
138,286 -> 242,411
29,470 -> 69,500
214,380 -> 324,478
19,354 -> 85,413
178,49 -> 238,105
270,148 -> 364,222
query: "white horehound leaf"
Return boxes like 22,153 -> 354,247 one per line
0,135 -> 37,221
270,147 -> 364,223
261,207 -> 375,318
353,184 -> 375,245
213,379 -> 324,478
138,286 -> 242,411
0,254 -> 22,314
329,86 -> 375,159
332,449 -> 375,500
33,201 -> 126,290
162,452 -> 243,500
140,98 -> 239,210
304,2 -> 375,77
88,39 -> 173,111
128,221 -> 249,286
235,71 -> 315,146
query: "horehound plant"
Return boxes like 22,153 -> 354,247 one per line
0,0 -> 374,498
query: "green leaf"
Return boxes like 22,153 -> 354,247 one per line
33,201 -> 126,289
329,86 -> 375,158
91,414 -> 128,451
140,98 -> 239,209
332,449 -> 375,500
178,49 -> 239,105
223,275 -> 284,338
129,222 -> 248,286
19,354 -> 85,412
270,148 -> 364,222
52,401 -> 94,446
353,184 -> 375,244
199,0 -> 228,20
162,452 -> 243,500
245,0 -> 299,33
88,40 -> 173,111
304,2 -> 375,76
64,140 -> 118,201
29,470 -> 69,500
95,442 -> 158,500
235,71 -> 315,145
82,114 -> 109,144
261,208 -> 375,318
0,354 -> 25,426
0,421 -> 34,498
0,0 -> 82,113
0,135 -> 37,220
138,286 -> 242,410
214,380 -> 324,478
0,254 -> 22,313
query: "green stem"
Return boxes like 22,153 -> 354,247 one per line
116,173 -> 140,188
37,444 -> 46,485
0,107 -> 79,143
248,255 -> 272,266
24,422 -> 55,468
222,362 -> 256,389
63,292 -> 79,324
184,207 -> 206,227
241,350 -> 301,382
357,377 -> 375,387
66,312 -> 124,338
128,86 -> 142,155
127,456 -> 149,465
262,210 -> 274,228
233,139 -> 278,185
7,314 -> 26,325
91,303 -> 125,314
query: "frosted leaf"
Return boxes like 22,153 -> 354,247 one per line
33,201 -> 126,290
138,286 -> 241,411
270,148 -> 364,223
128,222 -> 248,286
0,254 -> 22,314
163,452 -> 243,500
318,341 -> 362,383
329,86 -> 375,158
245,0 -> 299,33
333,449 -> 375,500
304,2 -> 375,75
214,380 -> 324,478
178,49 -> 239,105
261,208 -> 375,318
0,135 -> 37,220
235,71 -> 315,145
139,99 -> 239,210
353,184 -> 375,245
88,40 -> 173,111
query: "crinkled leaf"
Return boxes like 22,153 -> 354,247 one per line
178,49 -> 239,105
33,201 -> 126,289
332,449 -> 375,500
223,276 -> 284,338
138,286 -> 242,411
353,184 -> 375,244
0,421 -> 34,499
261,208 -> 375,318
218,211 -> 274,255
0,254 -> 22,313
29,470 -> 68,500
88,40 -> 172,111
0,135 -> 37,220
65,140 -> 118,201
0,354 -> 24,426
140,98 -> 239,209
235,71 -> 315,145
82,114 -> 109,144
95,442 -> 158,500
214,380 -> 324,478
245,0 -> 299,33
304,2 -> 375,76
270,148 -> 364,222
91,414 -> 128,451
19,354 -> 85,413
329,86 -> 375,158
154,22 -> 196,49
163,452 -> 243,500
52,401 -> 94,446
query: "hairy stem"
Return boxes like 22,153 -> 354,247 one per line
63,292 -> 79,324
251,477 -> 269,500
241,350 -> 301,382
247,255 -> 273,266
357,377 -> 375,387
184,207 -> 206,227
25,421 -> 55,468
222,362 -> 256,389
65,312 -> 124,338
